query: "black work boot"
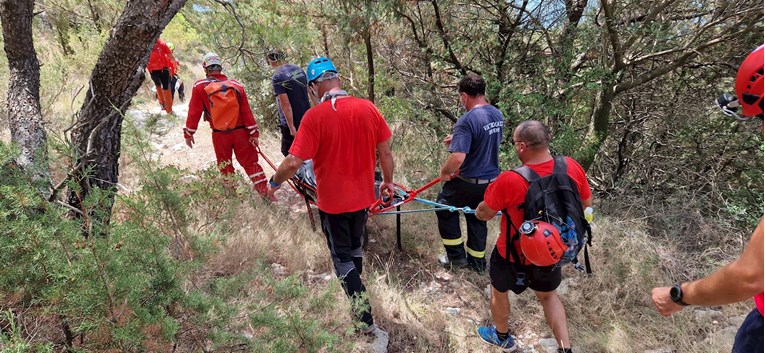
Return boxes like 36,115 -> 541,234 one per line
438,254 -> 468,269
467,256 -> 486,273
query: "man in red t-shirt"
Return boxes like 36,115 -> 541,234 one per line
474,120 -> 592,353
147,39 -> 176,114
267,56 -> 394,335
183,53 -> 269,198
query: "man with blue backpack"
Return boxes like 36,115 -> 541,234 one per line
474,120 -> 592,352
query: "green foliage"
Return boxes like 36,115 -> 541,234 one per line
0,140 -> 191,351
246,273 -> 345,353
184,0 -> 321,131
3,1 -> 762,351
0,124 -> 346,350
161,13 -> 201,62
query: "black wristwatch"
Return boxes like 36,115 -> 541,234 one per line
670,283 -> 689,306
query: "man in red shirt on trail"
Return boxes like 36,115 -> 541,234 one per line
183,53 -> 270,199
267,56 -> 395,337
474,120 -> 592,353
147,39 -> 176,114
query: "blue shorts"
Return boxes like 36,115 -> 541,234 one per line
732,309 -> 763,353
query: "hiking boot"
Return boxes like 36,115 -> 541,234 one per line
468,257 -> 486,273
361,324 -> 378,335
361,324 -> 390,352
477,325 -> 517,352
257,191 -> 277,203
438,254 -> 468,269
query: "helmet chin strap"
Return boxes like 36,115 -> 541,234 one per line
716,93 -> 757,122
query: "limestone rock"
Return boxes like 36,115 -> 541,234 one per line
369,326 -> 389,353
695,309 -> 722,322
539,338 -> 560,353
270,263 -> 288,276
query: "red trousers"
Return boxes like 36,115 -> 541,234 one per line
212,129 -> 267,194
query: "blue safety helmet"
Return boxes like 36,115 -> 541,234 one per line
306,56 -> 338,83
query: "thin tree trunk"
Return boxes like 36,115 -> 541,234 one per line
0,0 -> 51,192
86,0 -> 102,30
580,85 -> 615,171
364,29 -> 375,103
67,0 -> 187,233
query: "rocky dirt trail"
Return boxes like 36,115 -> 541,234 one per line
126,100 -> 310,212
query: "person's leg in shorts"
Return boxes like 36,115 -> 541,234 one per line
479,247 -> 520,350
528,266 -> 570,350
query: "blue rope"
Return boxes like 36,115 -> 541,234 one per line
374,207 -> 451,215
374,197 -> 476,216
414,198 -> 476,213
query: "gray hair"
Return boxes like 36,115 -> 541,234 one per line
515,120 -> 551,150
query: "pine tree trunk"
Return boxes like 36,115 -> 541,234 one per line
364,29 -> 375,103
67,0 -> 187,232
0,0 -> 50,192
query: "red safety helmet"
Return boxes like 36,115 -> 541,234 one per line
519,220 -> 568,267
735,45 -> 764,117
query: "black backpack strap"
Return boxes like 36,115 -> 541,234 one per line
512,166 -> 540,210
552,155 -> 568,175
502,210 -> 527,286
512,165 -> 540,183
584,243 -> 592,274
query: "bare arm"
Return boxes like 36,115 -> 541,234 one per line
684,218 -> 764,305
272,154 -> 304,184
377,139 -> 394,183
652,217 -> 764,316
377,139 -> 395,198
439,152 -> 465,182
582,196 -> 592,209
475,201 -> 498,222
277,93 -> 296,135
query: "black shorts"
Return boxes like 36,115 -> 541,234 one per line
733,309 -> 763,353
489,246 -> 562,294
150,69 -> 171,89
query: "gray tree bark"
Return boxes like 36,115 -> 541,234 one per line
0,0 -> 51,191
67,0 -> 187,232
